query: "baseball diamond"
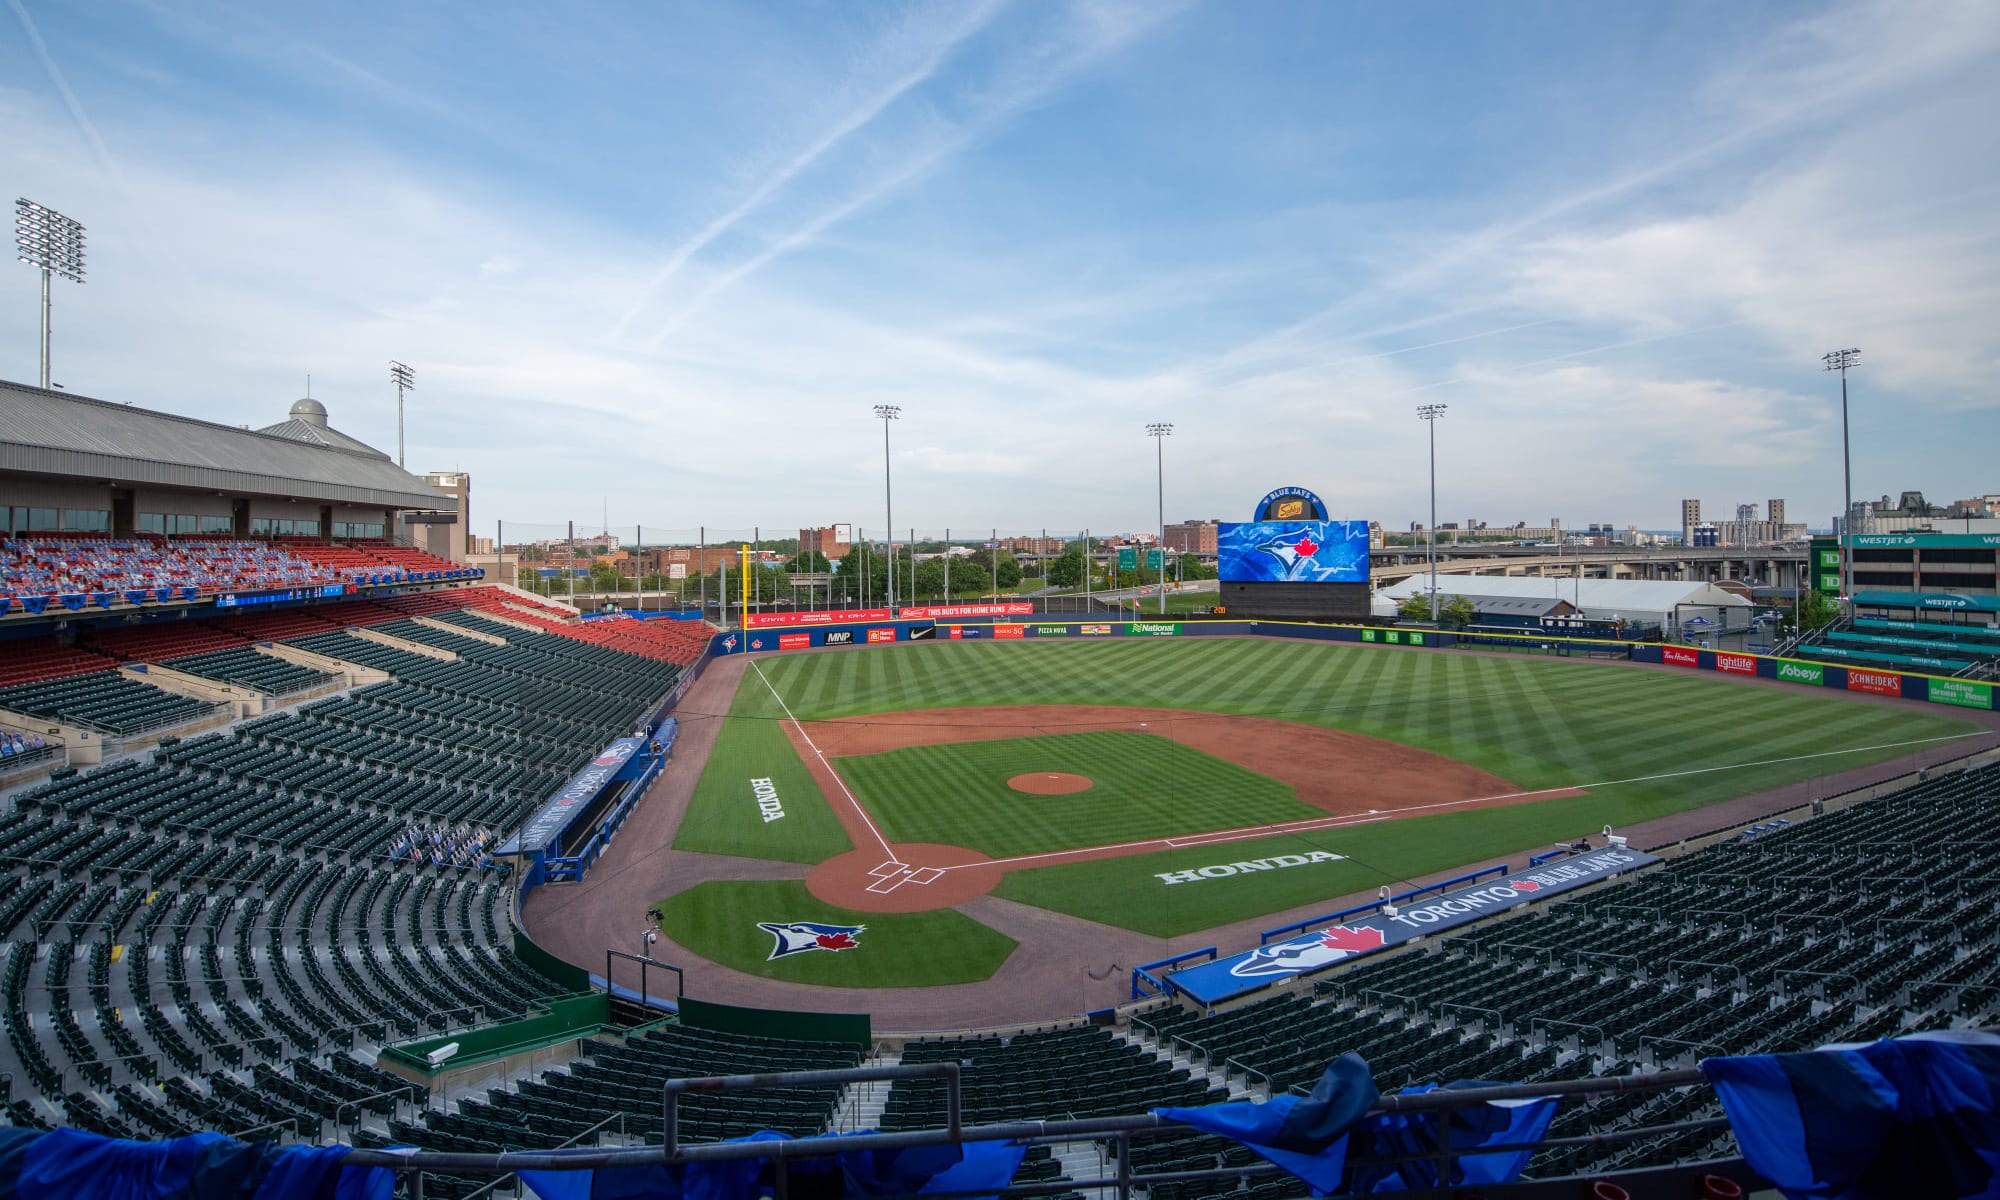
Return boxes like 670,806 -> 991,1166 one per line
524,634 -> 1993,1026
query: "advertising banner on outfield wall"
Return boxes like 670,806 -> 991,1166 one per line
1928,678 -> 1994,710
1716,652 -> 1756,675
778,633 -> 810,650
898,602 -> 1034,619
1662,645 -> 1700,667
1169,846 -> 1658,1005
1846,668 -> 1904,697
1773,660 -> 1825,686
744,608 -> 891,628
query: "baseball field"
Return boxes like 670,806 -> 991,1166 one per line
657,636 -> 1985,984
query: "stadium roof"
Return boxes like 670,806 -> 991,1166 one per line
1379,574 -> 1753,620
0,379 -> 448,510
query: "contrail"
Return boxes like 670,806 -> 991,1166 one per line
610,0 -> 1007,339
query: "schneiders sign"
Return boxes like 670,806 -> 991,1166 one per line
1168,846 -> 1657,1005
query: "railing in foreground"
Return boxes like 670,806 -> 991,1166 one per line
338,1061 -> 1757,1200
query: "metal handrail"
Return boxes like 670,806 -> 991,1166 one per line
342,1065 -> 1712,1179
664,1062 -> 964,1153
334,1085 -> 424,1130
225,1116 -> 299,1142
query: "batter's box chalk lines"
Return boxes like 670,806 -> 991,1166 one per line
906,867 -> 945,885
865,867 -> 916,894
866,860 -> 909,879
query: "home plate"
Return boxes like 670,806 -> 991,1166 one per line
906,867 -> 944,885
866,860 -> 908,879
865,868 -> 915,894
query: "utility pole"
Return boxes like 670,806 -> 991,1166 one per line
1147,423 -> 1172,615
390,361 -> 415,468
1823,348 -> 1862,616
14,199 -> 86,390
875,406 -> 900,611
1417,405 -> 1447,623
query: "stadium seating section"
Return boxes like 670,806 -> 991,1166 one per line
0,587 -> 700,1183
1792,610 -> 2000,678
5,574 -> 1991,1190
0,534 -> 479,619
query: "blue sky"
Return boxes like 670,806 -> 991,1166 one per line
3,0 -> 1996,542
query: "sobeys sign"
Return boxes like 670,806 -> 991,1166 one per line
1928,678 -> 1994,710
1774,660 -> 1824,686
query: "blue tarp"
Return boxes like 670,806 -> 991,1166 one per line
519,1129 -> 1025,1200
1703,1030 -> 2000,1200
0,1127 -> 392,1199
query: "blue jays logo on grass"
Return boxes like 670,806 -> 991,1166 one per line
759,921 -> 866,960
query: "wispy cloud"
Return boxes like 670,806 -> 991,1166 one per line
8,0 -> 127,191
640,0 -> 1190,347
610,0 -> 1010,339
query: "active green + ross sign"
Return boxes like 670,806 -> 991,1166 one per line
1126,622 -> 1179,637
1774,660 -> 1825,686
1927,678 -> 1994,710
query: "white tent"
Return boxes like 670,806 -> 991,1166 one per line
1377,574 -> 1754,630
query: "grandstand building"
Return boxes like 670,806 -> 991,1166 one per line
1,383 -> 448,544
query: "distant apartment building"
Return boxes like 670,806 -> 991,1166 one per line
799,525 -> 853,561
1000,535 -> 1068,555
1163,520 -> 1219,555
1681,499 -> 1701,546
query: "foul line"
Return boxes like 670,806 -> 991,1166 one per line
750,658 -> 894,859
939,730 -> 1986,874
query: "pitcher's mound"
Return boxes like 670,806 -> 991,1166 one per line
1008,773 -> 1094,795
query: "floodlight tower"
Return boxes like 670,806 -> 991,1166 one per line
1416,404 -> 1447,621
14,199 -> 86,390
874,405 -> 900,611
1147,423 -> 1172,614
390,361 -> 416,468
1822,348 -> 1861,612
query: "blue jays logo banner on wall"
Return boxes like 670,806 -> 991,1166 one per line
1168,847 -> 1656,1005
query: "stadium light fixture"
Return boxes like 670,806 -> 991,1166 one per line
1147,423 -> 1172,615
390,361 -> 416,468
1416,405 -> 1448,622
15,199 -> 86,391
1822,348 -> 1860,613
874,405 -> 900,611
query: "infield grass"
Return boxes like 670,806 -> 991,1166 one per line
651,880 -> 1016,987
832,731 -> 1317,857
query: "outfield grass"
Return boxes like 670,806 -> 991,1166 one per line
833,731 -> 1315,857
744,639 -> 1983,934
651,880 -> 1016,987
673,666 -> 854,864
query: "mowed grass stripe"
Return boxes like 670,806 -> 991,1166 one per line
831,731 -> 1317,858
672,665 -> 854,864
